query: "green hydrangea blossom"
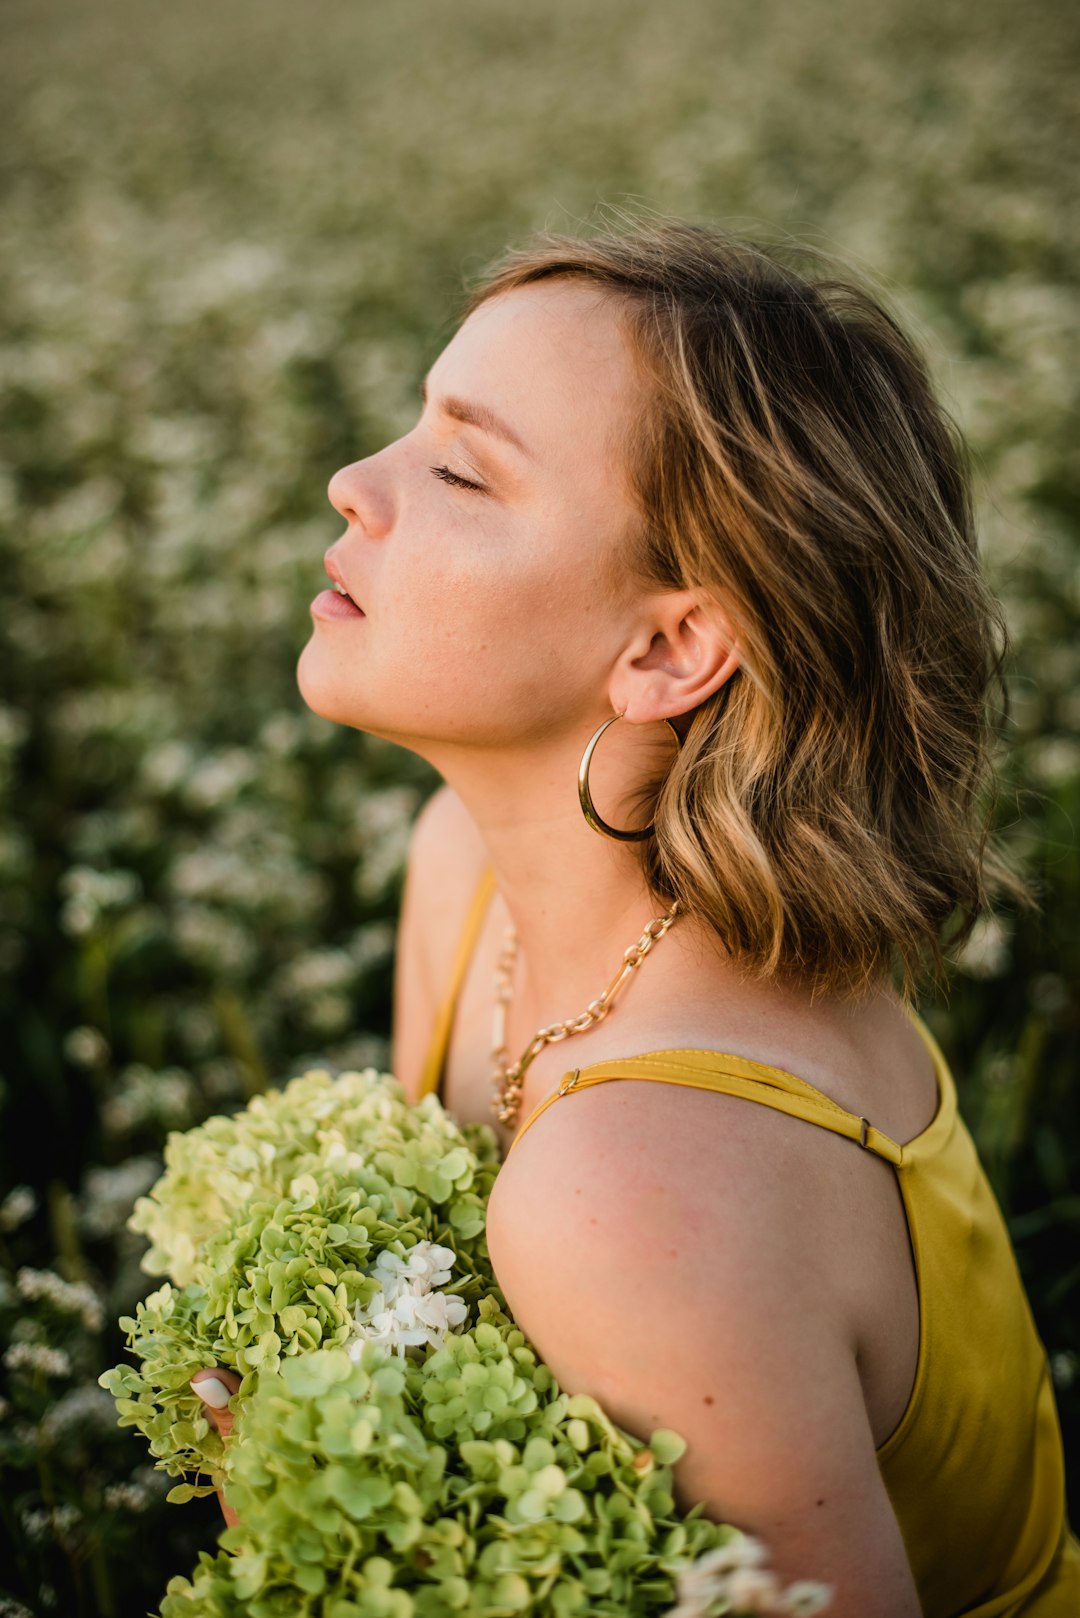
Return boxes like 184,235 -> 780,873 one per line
158,1323 -> 737,1618
126,1070 -> 498,1286
102,1069 -> 829,1616
101,1069 -> 500,1490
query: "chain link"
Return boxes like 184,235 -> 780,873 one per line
491,900 -> 680,1127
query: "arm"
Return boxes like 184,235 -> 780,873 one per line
485,1090 -> 922,1618
391,783 -> 488,1102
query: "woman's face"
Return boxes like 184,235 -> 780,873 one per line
297,281 -> 650,758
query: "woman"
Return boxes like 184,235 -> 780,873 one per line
194,220 -> 1080,1614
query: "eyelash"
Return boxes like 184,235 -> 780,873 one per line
429,464 -> 486,493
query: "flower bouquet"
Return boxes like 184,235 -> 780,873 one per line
101,1068 -> 831,1617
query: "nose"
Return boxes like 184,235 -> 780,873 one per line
327,455 -> 393,540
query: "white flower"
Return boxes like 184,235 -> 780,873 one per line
64,1026 -> 111,1069
690,1536 -> 769,1577
410,1290 -> 468,1334
372,1242 -> 457,1290
16,1268 -> 104,1331
780,1583 -> 834,1616
348,1241 -> 468,1359
0,1186 -> 37,1234
4,1342 -> 72,1379
661,1535 -> 833,1618
725,1567 -> 783,1611
663,1537 -> 765,1617
954,915 -> 1011,980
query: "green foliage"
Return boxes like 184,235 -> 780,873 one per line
156,1333 -> 738,1618
99,1072 -> 499,1492
97,1074 -> 756,1615
125,1068 -> 496,1289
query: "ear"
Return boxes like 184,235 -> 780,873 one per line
609,590 -> 741,725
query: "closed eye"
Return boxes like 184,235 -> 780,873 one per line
430,464 -> 487,493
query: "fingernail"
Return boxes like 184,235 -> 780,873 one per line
192,1376 -> 233,1409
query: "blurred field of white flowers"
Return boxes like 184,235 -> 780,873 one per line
0,0 -> 1077,1612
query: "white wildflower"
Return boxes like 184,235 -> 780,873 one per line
80,1156 -> 161,1239
16,1268 -> 104,1331
1051,1351 -> 1077,1391
63,1025 -> 111,1069
259,712 -> 304,756
277,947 -> 356,1000
59,865 -> 143,911
103,1480 -> 154,1512
182,747 -> 258,811
102,1064 -> 196,1140
1025,735 -> 1080,789
0,1595 -> 36,1618
349,920 -> 395,972
954,915 -> 1011,980
40,1385 -> 118,1446
4,1342 -> 72,1378
19,1509 -> 53,1544
19,1503 -> 80,1547
0,1185 -> 37,1233
1029,973 -> 1069,1017
60,894 -> 99,938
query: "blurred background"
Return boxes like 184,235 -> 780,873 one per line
1,0 -> 1077,1611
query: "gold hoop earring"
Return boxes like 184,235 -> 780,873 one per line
577,714 -> 683,842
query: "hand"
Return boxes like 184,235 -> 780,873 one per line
190,1367 -> 242,1529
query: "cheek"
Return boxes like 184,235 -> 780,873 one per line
419,564 -> 593,675
379,515 -> 555,652
379,563 -> 591,734
352,485 -> 627,736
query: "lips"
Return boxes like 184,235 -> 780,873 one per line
324,551 -> 362,611
312,588 -> 365,621
312,550 -> 366,623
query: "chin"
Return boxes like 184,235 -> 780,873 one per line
295,641 -> 355,727
295,645 -> 403,746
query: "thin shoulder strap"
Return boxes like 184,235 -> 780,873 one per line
417,866 -> 497,1100
504,1046 -> 906,1165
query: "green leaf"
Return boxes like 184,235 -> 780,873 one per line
281,1348 -> 350,1398
166,1483 -> 206,1504
552,1489 -> 587,1523
649,1429 -> 688,1465
231,1553 -> 268,1600
492,1574 -> 532,1610
324,1466 -> 393,1518
294,1561 -> 326,1595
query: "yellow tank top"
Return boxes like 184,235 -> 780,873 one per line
418,868 -> 1080,1616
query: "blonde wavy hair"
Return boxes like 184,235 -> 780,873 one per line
463,219 -> 1025,999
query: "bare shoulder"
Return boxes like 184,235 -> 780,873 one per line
486,1090 -> 921,1614
488,1071 -> 849,1319
392,784 -> 489,1099
407,783 -> 489,934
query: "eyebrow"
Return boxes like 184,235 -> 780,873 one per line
420,374 -> 532,460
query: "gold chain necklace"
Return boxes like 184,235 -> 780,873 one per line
490,899 -> 681,1127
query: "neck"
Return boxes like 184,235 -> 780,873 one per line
428,729 -> 678,1031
